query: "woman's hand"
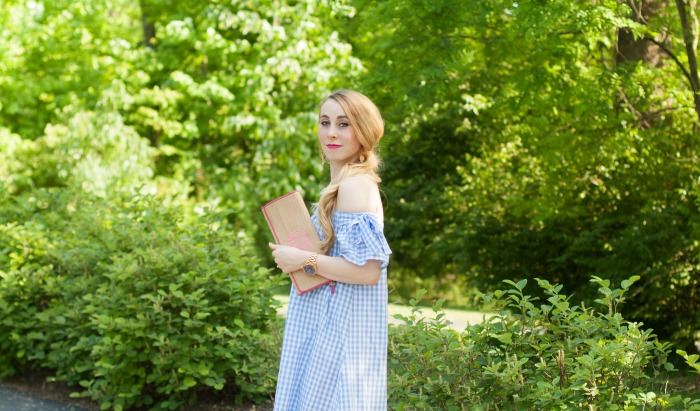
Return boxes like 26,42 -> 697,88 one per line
268,243 -> 310,274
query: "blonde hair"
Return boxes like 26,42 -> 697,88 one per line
315,89 -> 384,254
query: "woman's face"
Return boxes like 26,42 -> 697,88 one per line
318,99 -> 362,166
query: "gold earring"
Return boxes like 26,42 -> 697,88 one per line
359,154 -> 366,163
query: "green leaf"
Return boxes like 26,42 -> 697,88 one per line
197,363 -> 210,376
182,376 -> 197,388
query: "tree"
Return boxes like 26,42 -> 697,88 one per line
0,0 -> 141,139
673,0 -> 700,121
121,0 -> 362,250
341,0 -> 700,350
0,0 -> 363,259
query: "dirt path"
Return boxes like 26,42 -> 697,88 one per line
0,383 -> 93,411
0,374 -> 272,411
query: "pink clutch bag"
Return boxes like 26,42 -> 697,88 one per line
261,191 -> 332,295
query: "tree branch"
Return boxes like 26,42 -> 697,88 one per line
617,87 -> 652,129
644,37 -> 694,87
627,0 -> 647,24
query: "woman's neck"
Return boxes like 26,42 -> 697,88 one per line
329,161 -> 344,182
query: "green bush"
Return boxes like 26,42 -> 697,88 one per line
0,110 -> 155,198
389,277 -> 700,411
0,189 -> 282,410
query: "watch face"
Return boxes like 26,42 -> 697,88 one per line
303,264 -> 316,275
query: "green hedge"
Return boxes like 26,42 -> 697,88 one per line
4,188 -> 700,411
389,278 -> 700,411
0,189 -> 282,410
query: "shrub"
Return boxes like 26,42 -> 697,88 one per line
0,111 -> 155,198
388,277 -> 700,410
0,189 -> 283,410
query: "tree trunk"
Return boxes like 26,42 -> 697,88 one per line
139,0 -> 156,50
675,0 -> 700,123
616,0 -> 666,65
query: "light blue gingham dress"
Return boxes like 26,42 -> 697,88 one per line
273,209 -> 392,411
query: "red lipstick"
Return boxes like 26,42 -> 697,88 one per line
326,144 -> 342,149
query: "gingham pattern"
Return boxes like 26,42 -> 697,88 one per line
273,210 -> 391,411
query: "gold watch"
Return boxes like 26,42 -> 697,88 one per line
302,253 -> 318,276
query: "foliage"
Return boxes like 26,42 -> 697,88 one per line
102,0 -> 362,256
0,0 -> 362,264
0,189 -> 283,410
0,109 -> 155,198
389,278 -> 700,411
0,0 -> 141,139
342,0 -> 700,350
2,0 -> 700,406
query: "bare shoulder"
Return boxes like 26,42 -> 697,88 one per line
336,175 -> 383,218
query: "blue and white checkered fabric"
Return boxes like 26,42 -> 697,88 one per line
273,210 -> 392,411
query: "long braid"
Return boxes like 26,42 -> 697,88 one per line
316,175 -> 342,254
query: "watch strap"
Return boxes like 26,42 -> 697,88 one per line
303,253 -> 318,275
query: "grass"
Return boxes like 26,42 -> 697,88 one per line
273,294 -> 495,328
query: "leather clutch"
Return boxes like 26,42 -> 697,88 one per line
261,191 -> 332,295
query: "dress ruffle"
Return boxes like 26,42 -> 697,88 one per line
334,211 -> 392,270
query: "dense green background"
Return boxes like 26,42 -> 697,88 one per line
1,0 -> 699,403
343,0 -> 700,353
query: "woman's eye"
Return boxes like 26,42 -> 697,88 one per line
320,120 -> 330,126
339,122 -> 349,127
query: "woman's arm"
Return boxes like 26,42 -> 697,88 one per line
268,175 -> 384,286
269,243 -> 381,285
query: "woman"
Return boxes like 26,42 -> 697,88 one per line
269,89 -> 391,410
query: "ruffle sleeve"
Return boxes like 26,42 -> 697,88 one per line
335,213 -> 392,270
